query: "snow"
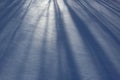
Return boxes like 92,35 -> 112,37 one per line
0,0 -> 120,80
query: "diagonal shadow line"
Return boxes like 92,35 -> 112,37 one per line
10,0 -> 51,46
63,0 -> 120,80
0,0 -> 48,78
83,0 -> 120,31
95,0 -> 120,17
86,1 -> 120,37
0,0 -> 33,47
17,2 -> 50,80
109,0 -> 120,5
53,1 -> 65,80
0,0 -> 27,33
0,0 -> 22,19
77,0 -> 120,31
14,1 -> 52,80
76,0 -> 120,45
0,0 -> 51,78
53,1 -> 66,80
0,0 -> 17,12
0,0 -> 52,61
0,0 -> 31,61
38,1 -> 51,80
1,0 -> 23,8
76,0 -> 120,29
54,0 -> 81,80
99,0 -> 120,10
0,0 -> 33,62
0,0 -> 15,11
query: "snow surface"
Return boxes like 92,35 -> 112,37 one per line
0,0 -> 120,80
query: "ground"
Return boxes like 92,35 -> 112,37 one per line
0,0 -> 120,80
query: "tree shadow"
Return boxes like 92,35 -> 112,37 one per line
38,0 -> 52,80
0,0 -> 33,59
95,0 -> 120,17
63,0 -> 120,80
0,0 -> 27,32
54,0 -> 81,80
76,0 -> 120,45
0,0 -> 52,80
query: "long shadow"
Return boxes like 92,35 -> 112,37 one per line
63,0 -> 120,80
53,0 -> 81,80
99,0 -> 120,11
17,1 -> 54,79
100,0 -> 120,9
85,0 -> 120,37
0,0 -> 50,79
14,1 -> 53,80
0,0 -> 52,61
78,0 -> 120,30
0,1 -> 44,78
0,0 -> 27,33
0,0 -> 16,11
95,0 -> 120,17
76,0 -> 120,45
0,0 -> 23,16
0,0 -> 33,73
0,0 -> 30,61
38,0 -> 52,80
0,0 -> 33,59
0,0 -> 33,56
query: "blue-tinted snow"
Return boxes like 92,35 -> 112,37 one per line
0,0 -> 120,80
